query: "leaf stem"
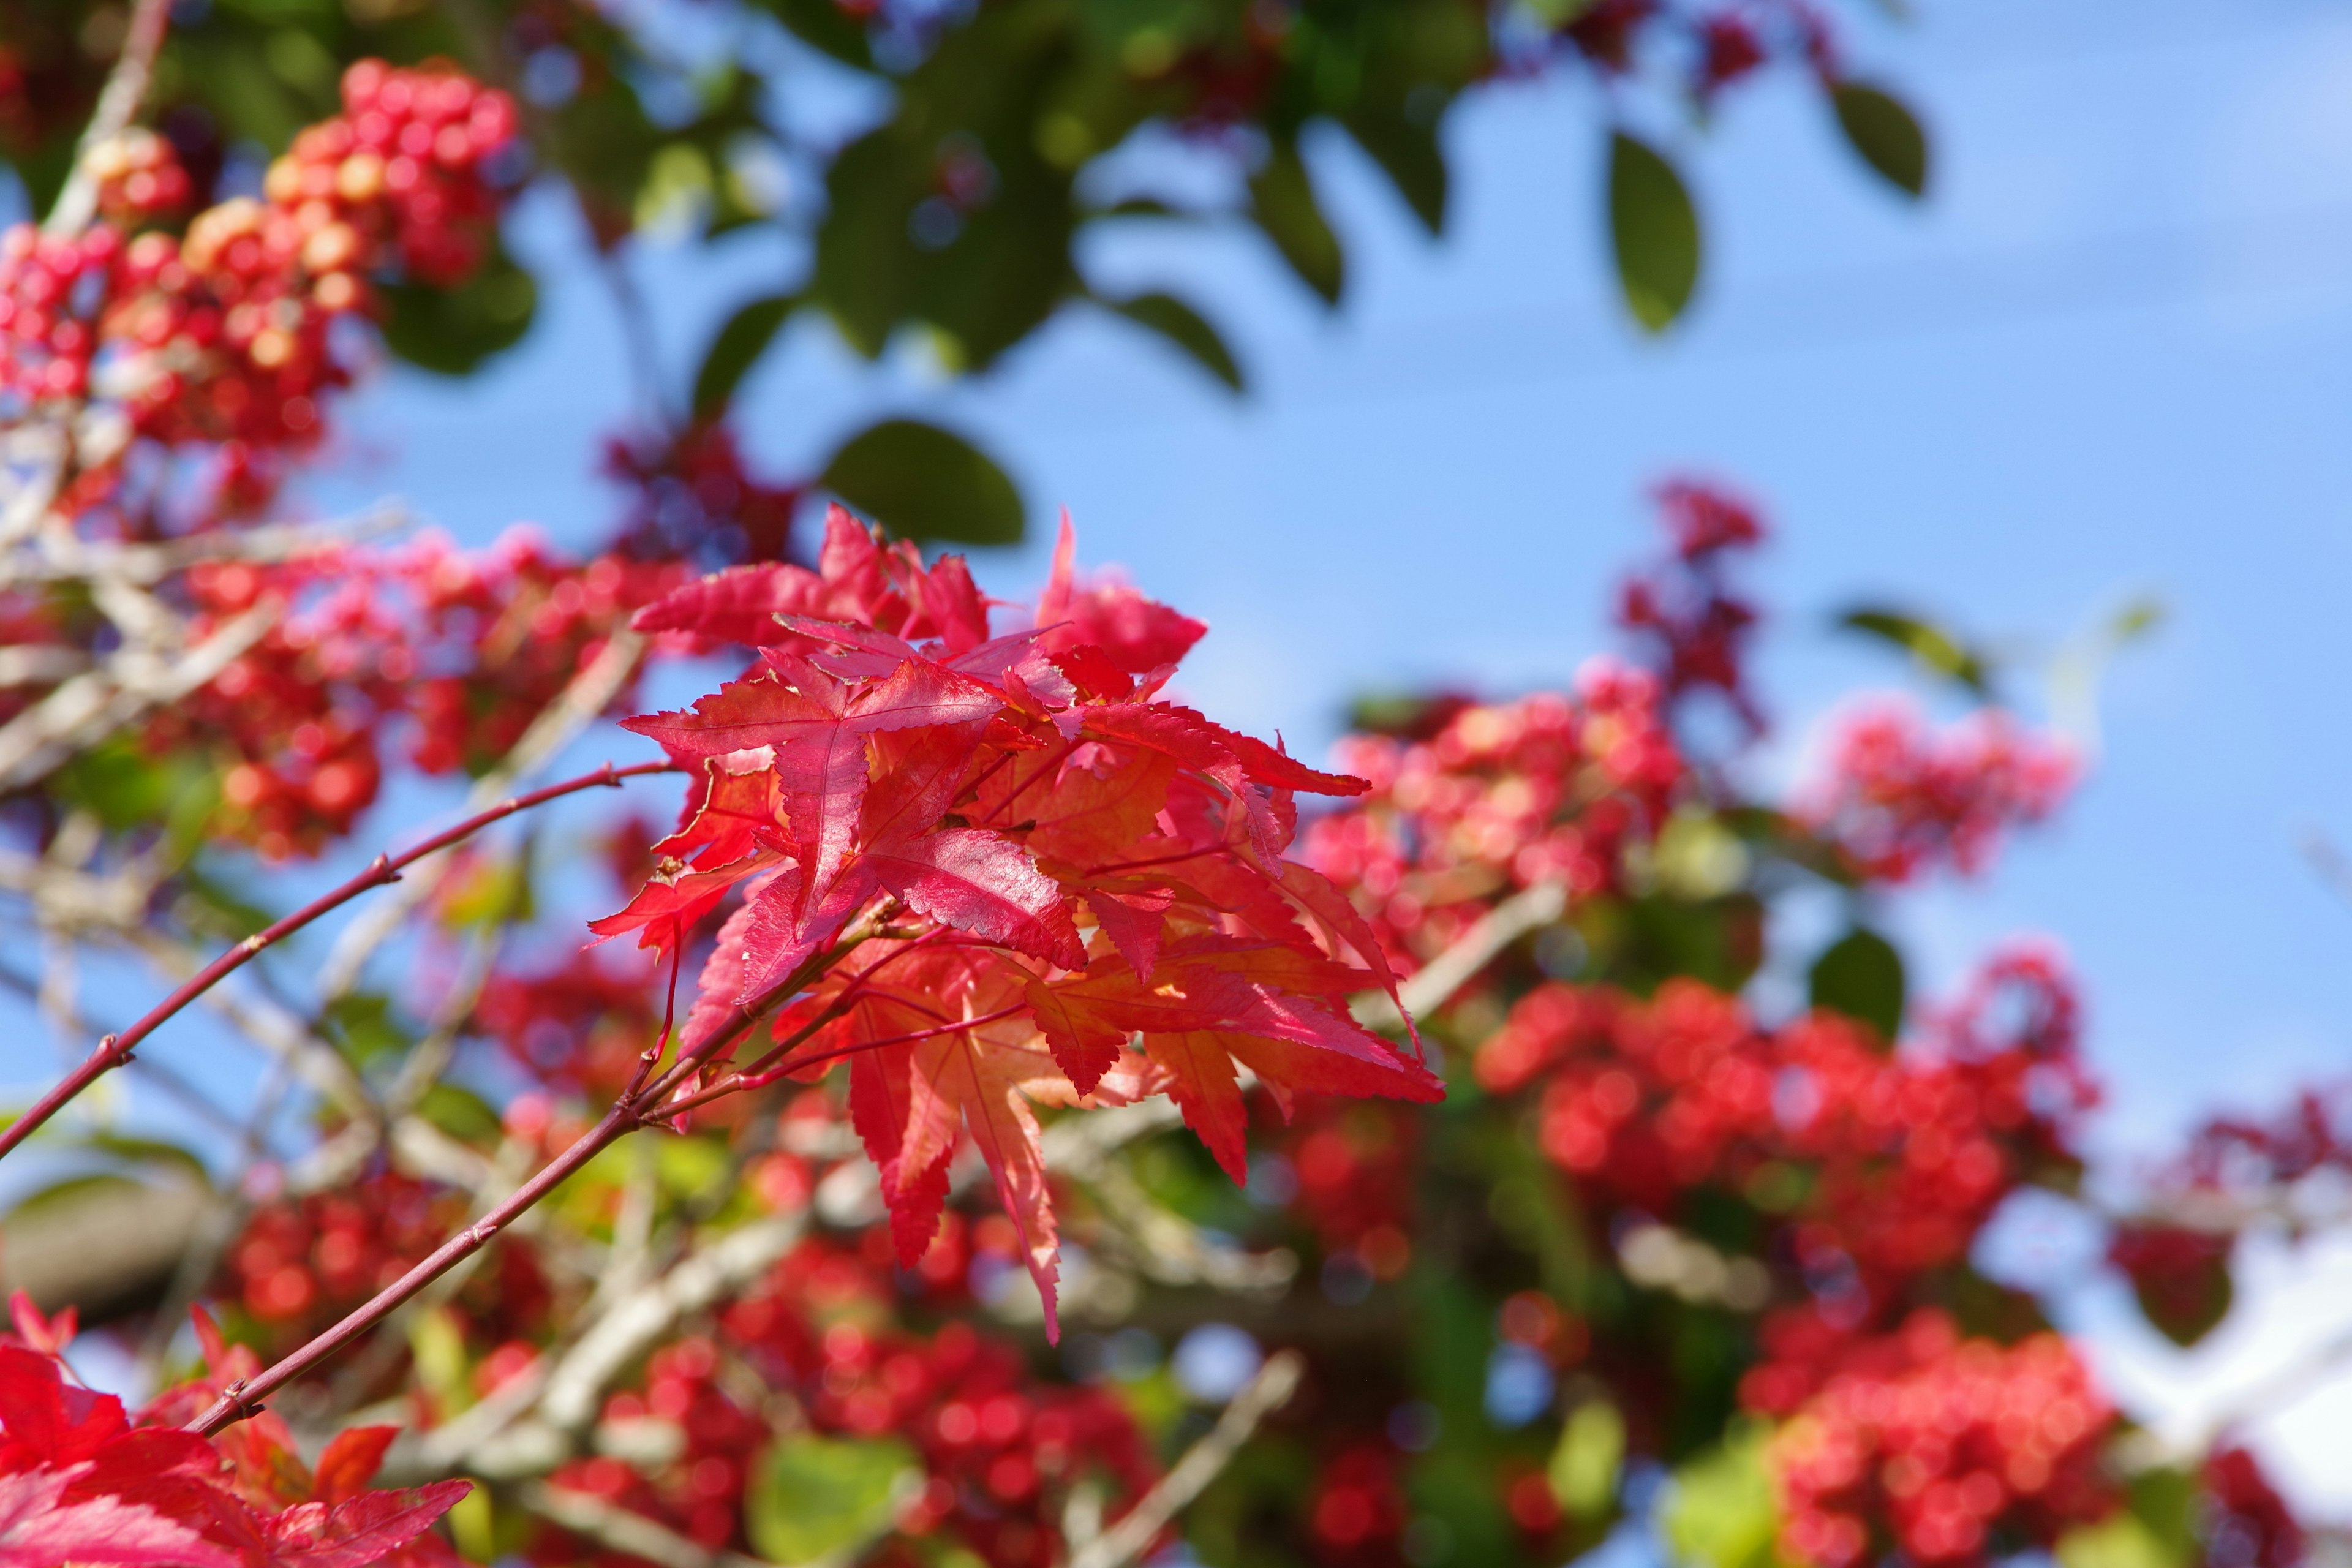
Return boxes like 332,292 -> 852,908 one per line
0,760 -> 675,1166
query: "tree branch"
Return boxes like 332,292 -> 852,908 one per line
0,760 -> 673,1164
43,0 -> 174,236
1065,1349 -> 1305,1568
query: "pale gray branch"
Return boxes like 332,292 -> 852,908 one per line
1065,1350 -> 1305,1568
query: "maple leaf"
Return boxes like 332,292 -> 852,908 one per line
256,1480 -> 472,1568
1035,514 -> 1207,674
897,1014 -> 1069,1341
308,1428 -> 397,1506
0,1466 -> 234,1567
864,829 -> 1085,971
628,561 -> 809,647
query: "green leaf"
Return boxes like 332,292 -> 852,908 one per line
380,246 -> 539,377
1662,1420 -> 1786,1568
692,293 -> 796,419
818,418 -> 1025,546
747,1434 -> 918,1565
1344,107 -> 1449,233
1607,130 -> 1700,332
1830,81 -> 1929,198
1548,1400 -> 1625,1522
1250,140 -> 1344,304
747,0 -> 877,71
1837,606 -> 1992,695
1809,927 -> 1906,1042
1100,291 -> 1244,391
2060,1471 -> 2195,1568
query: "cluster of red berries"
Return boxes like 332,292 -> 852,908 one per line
1477,949 -> 2093,1293
0,224 -> 116,406
478,946 -> 668,1097
1305,1444 -> 1410,1564
1280,1099 -> 1420,1275
265,60 -> 517,288
396,527 -> 680,777
1614,478 -> 1767,739
1563,1 -> 1835,102
146,530 -> 676,858
1758,1310 -> 2114,1568
603,422 -> 805,567
155,553 -> 407,854
88,127 -> 194,220
0,60 -> 517,517
221,1170 -> 551,1373
1306,662 -> 1683,968
1798,700 -> 2075,884
531,1242 -> 1154,1567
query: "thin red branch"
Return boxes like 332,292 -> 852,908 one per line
0,760 -> 676,1165
184,900 -> 892,1438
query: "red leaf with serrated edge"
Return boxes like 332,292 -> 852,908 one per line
899,1023 -> 1068,1341
654,757 -> 782,870
586,854 -> 774,952
0,1467 -> 234,1567
1036,513 -> 1207,674
309,1428 -> 396,1506
865,829 -> 1084,971
6,1293 -> 72,1359
1082,703 -> 1365,797
972,736 -> 1178,867
910,552 -> 992,654
850,1045 -> 951,1266
738,863 -> 877,1001
1080,887 -> 1171,981
628,561 -> 809,646
259,1480 -> 472,1567
1276,861 -> 1420,1054
861,723 -> 991,848
1141,1031 -> 1253,1183
0,1345 -> 125,1470
677,900 -> 758,1055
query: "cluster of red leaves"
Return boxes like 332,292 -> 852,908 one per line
603,422 -> 804,568
1302,666 -> 1683,968
0,1298 -> 466,1566
1799,700 -> 2076,884
1614,477 -> 1767,737
1478,947 -> 2093,1297
1758,1309 -> 2113,1568
146,529 -> 677,857
595,509 -> 1441,1335
218,1172 -> 550,1375
532,1242 -> 1153,1568
0,59 -> 512,519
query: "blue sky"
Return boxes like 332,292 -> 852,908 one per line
17,0 -> 2352,1510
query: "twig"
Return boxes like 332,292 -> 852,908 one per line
0,761 -> 672,1164
1065,1350 -> 1306,1568
0,604 -> 273,790
518,1482 -> 780,1568
432,1210 -> 810,1480
1352,878 -> 1567,1031
43,0 -> 173,236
